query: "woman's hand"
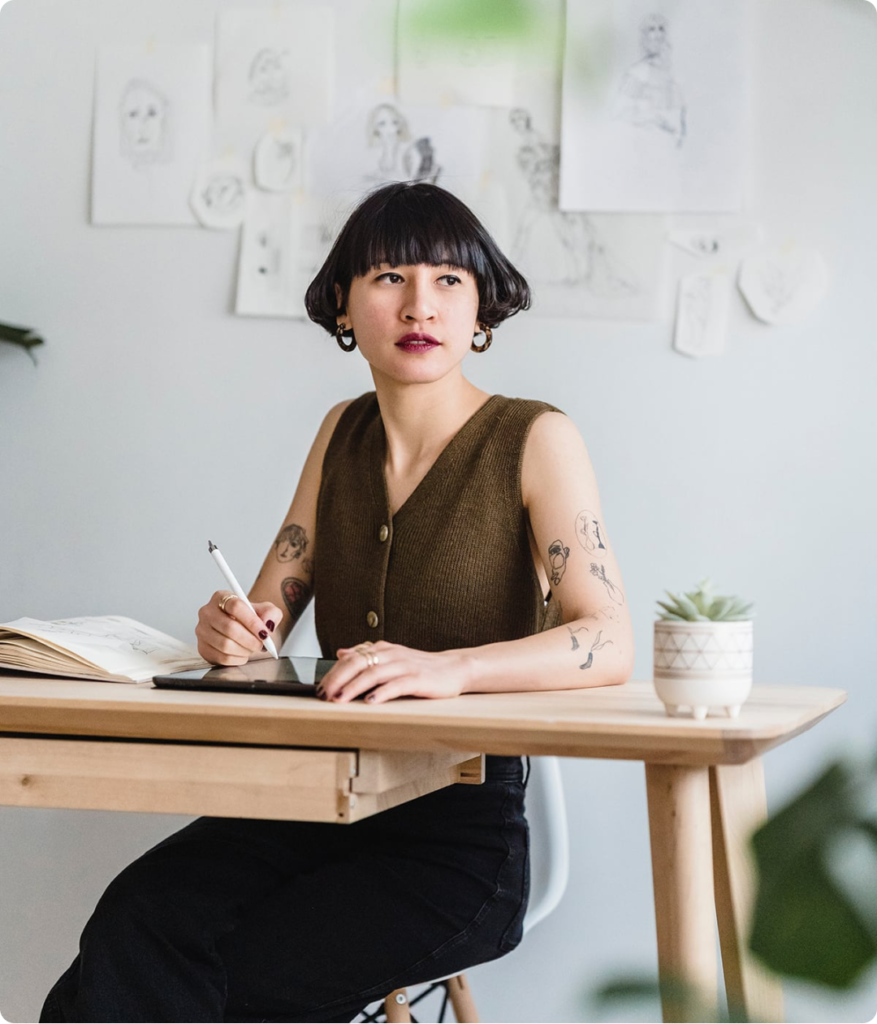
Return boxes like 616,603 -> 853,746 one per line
318,642 -> 472,704
195,591 -> 284,666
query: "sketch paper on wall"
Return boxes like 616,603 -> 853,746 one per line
738,245 -> 829,325
396,1 -> 516,106
668,221 -> 764,259
490,107 -> 665,320
215,6 -> 334,157
92,44 -> 212,225
673,271 -> 730,357
236,190 -> 302,317
190,156 -> 248,228
559,0 -> 745,212
254,128 -> 304,191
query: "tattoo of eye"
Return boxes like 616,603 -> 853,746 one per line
281,577 -> 312,621
575,509 -> 607,554
548,540 -> 570,587
567,625 -> 589,651
579,629 -> 615,670
589,563 -> 625,605
275,524 -> 308,563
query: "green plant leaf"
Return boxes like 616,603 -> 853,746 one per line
749,761 -> 877,988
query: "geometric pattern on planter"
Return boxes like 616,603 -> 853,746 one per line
654,627 -> 753,673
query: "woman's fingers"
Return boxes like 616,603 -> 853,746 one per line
196,592 -> 270,664
251,601 -> 283,635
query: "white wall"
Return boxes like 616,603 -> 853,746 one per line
1,1 -> 876,1021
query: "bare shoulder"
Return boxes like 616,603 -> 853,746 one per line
521,411 -> 597,506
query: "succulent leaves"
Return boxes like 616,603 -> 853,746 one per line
657,576 -> 753,621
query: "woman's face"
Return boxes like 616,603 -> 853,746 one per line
338,263 -> 480,386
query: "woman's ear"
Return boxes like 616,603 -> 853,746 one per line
334,283 -> 345,318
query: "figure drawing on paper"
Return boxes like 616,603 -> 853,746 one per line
613,13 -> 686,148
119,78 -> 173,167
197,173 -> 246,219
509,108 -> 637,294
367,103 -> 441,185
248,48 -> 290,105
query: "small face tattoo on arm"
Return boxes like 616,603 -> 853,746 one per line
575,509 -> 607,554
590,563 -> 625,605
275,523 -> 308,563
548,540 -> 570,587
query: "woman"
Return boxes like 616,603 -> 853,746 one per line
42,182 -> 634,1023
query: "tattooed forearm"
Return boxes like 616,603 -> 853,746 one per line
281,577 -> 312,622
548,539 -> 570,587
275,524 -> 309,563
579,629 -> 615,670
575,509 -> 607,554
567,625 -> 589,651
589,563 -> 625,605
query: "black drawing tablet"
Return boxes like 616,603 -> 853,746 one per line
152,656 -> 334,696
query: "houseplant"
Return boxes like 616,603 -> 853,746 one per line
653,577 -> 754,719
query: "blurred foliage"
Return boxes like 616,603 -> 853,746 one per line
399,0 -> 538,46
0,320 -> 43,363
750,758 -> 877,988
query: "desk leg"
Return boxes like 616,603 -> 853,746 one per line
710,760 -> 784,1023
646,763 -> 718,1023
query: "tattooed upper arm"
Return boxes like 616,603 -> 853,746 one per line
522,412 -> 630,625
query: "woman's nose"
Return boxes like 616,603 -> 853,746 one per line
401,281 -> 436,322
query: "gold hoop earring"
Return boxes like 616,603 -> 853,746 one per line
336,324 -> 356,352
471,324 -> 492,353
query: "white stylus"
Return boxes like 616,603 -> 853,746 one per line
207,540 -> 279,659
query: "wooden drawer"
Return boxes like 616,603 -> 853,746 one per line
0,736 -> 484,823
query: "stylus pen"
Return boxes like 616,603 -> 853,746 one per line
207,540 -> 279,659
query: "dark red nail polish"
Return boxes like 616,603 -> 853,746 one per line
259,630 -> 268,640
266,620 -> 275,632
318,691 -> 327,701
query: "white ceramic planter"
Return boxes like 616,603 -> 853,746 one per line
653,620 -> 753,720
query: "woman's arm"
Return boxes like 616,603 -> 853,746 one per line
320,412 -> 634,702
195,400 -> 351,665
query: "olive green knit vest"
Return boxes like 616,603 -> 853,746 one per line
314,392 -> 562,658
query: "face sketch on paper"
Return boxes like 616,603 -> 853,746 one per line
248,48 -> 290,106
119,79 -> 173,166
509,108 -> 637,294
366,104 -> 442,185
613,13 -> 686,148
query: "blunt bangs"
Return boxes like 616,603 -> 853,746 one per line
305,182 -> 530,335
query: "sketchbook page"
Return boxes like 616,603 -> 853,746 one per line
559,0 -> 746,212
488,107 -> 666,320
396,1 -> 516,106
92,43 -> 212,225
236,189 -> 304,318
673,271 -> 730,358
0,616 -> 206,683
214,4 -> 334,163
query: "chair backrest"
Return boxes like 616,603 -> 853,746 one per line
522,756 -> 570,934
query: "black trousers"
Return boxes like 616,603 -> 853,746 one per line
40,758 -> 529,1023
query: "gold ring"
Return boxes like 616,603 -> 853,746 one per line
218,593 -> 238,614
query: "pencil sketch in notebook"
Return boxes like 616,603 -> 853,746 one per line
612,13 -> 686,148
119,78 -> 173,167
738,246 -> 829,325
92,44 -> 211,225
255,129 -> 303,191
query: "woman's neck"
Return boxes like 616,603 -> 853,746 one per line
373,372 -> 491,475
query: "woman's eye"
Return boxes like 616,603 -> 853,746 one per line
377,272 -> 403,283
439,274 -> 461,286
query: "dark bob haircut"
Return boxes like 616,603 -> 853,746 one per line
305,181 -> 531,335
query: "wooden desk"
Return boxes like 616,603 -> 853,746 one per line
0,676 -> 845,1023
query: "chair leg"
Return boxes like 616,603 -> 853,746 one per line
384,988 -> 411,1023
446,973 -> 480,1023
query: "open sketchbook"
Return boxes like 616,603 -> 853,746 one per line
0,616 -> 208,684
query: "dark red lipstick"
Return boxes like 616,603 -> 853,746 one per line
396,332 -> 440,352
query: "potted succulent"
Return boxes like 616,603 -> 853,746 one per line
653,577 -> 754,720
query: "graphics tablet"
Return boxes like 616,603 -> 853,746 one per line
152,656 -> 334,697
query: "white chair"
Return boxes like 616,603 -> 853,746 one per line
368,757 -> 570,1024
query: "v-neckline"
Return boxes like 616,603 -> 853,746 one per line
372,394 -> 501,522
